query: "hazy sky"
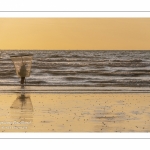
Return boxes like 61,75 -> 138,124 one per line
0,18 -> 150,50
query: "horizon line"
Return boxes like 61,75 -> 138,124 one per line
1,49 -> 150,51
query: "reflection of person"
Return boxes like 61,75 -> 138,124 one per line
18,64 -> 27,84
10,94 -> 33,110
10,94 -> 33,122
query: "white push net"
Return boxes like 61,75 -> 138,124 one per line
10,55 -> 33,77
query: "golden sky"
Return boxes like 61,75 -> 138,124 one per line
0,18 -> 150,50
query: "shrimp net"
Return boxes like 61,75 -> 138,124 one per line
10,55 -> 33,77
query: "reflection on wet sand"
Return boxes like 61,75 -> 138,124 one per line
10,94 -> 33,122
0,93 -> 150,132
10,94 -> 33,110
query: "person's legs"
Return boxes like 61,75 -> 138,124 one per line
21,77 -> 25,84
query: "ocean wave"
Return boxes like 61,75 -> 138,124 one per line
0,50 -> 150,87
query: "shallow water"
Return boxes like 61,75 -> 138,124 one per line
0,93 -> 150,132
0,50 -> 150,88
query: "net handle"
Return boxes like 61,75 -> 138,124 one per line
21,56 -> 24,65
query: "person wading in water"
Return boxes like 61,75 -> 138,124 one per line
10,54 -> 33,86
18,63 -> 27,84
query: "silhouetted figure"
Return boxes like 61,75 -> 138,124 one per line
18,64 -> 27,84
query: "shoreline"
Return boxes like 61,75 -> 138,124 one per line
0,86 -> 150,93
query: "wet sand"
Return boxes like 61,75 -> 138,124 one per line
0,93 -> 150,132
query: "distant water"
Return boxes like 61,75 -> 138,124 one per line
0,50 -> 150,88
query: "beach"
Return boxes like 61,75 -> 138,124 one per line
0,50 -> 150,132
0,92 -> 150,132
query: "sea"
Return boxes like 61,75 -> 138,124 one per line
0,50 -> 150,92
